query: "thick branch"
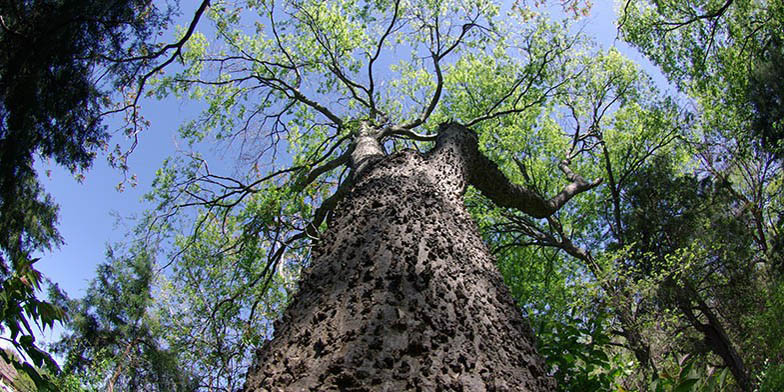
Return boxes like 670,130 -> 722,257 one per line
350,122 -> 386,177
308,176 -> 354,237
470,153 -> 601,219
436,123 -> 601,218
382,124 -> 438,141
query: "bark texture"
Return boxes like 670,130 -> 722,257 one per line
244,124 -> 555,391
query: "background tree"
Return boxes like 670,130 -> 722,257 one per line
0,0 -> 211,387
621,158 -> 758,390
619,0 -> 783,376
153,209 -> 300,391
748,38 -> 784,159
618,0 -> 782,265
535,0 -> 784,388
51,244 -> 197,392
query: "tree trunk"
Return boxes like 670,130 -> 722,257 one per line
669,280 -> 750,390
243,124 -> 555,391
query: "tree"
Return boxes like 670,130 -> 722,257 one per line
618,0 -> 782,262
472,48 -> 691,389
468,36 -> 779,390
621,157 -> 757,390
0,0 -> 210,387
51,245 -> 197,392
140,0 -> 614,389
618,0 -> 784,213
748,38 -> 784,158
619,2 -> 784,387
243,122 -> 602,389
152,209 -> 299,391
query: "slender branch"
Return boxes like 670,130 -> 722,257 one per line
129,0 -> 211,118
367,0 -> 401,117
267,76 -> 344,128
399,23 -> 477,131
0,15 -> 23,36
210,232 -> 306,321
600,140 -> 624,244
268,0 -> 302,85
660,0 -> 734,30
295,2 -> 371,108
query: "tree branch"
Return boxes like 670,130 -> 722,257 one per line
436,123 -> 601,219
398,23 -> 477,131
471,152 -> 602,218
367,0 -> 402,118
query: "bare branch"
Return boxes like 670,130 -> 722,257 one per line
367,0 -> 402,117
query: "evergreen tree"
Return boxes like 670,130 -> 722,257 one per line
51,245 -> 198,392
0,0 -> 205,387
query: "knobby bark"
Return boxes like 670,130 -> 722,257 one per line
243,123 -> 557,391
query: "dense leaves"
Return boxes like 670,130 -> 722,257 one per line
748,39 -> 784,158
51,246 -> 197,391
31,0 -> 784,390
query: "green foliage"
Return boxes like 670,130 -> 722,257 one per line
152,208 -> 298,390
537,315 -> 628,392
1,348 -> 40,392
58,186 -> 301,390
0,256 -> 63,390
620,3 -> 784,385
651,355 -> 732,392
748,38 -> 784,158
619,0 -> 784,151
747,281 -> 784,368
756,361 -> 784,392
52,245 -> 197,391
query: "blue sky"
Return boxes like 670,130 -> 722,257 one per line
36,95 -> 187,298
31,0 -> 669,345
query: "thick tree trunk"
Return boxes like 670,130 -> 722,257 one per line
244,124 -> 555,391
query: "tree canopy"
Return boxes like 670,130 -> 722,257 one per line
0,0 -> 780,391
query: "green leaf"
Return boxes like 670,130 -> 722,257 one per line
673,378 -> 699,392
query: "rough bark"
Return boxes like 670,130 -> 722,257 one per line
243,124 -> 555,391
